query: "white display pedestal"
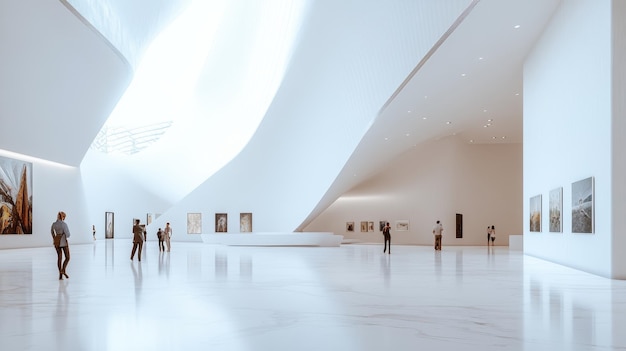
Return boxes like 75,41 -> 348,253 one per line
509,235 -> 523,251
200,232 -> 343,247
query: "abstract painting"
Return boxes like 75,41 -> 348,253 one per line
572,177 -> 594,233
0,156 -> 32,234
215,213 -> 227,233
240,213 -> 252,232
395,220 -> 409,231
187,213 -> 202,234
346,222 -> 354,232
549,187 -> 562,233
529,194 -> 542,232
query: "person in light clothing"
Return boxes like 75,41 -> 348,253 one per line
51,211 -> 71,279
432,220 -> 443,251
164,222 -> 172,252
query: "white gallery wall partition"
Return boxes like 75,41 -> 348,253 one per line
523,0 -> 626,279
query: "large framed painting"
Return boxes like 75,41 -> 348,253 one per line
549,187 -> 562,233
0,156 -> 32,234
572,177 -> 594,233
215,213 -> 227,233
240,213 -> 252,232
187,213 -> 202,234
105,212 -> 114,238
529,194 -> 542,232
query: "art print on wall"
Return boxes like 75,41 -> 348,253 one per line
529,194 -> 542,232
395,220 -> 409,231
379,221 -> 386,232
105,212 -> 114,238
346,222 -> 354,232
368,221 -> 374,232
240,213 -> 252,232
549,187 -> 562,233
187,213 -> 202,234
572,176 -> 594,233
215,213 -> 227,233
360,221 -> 368,232
0,156 -> 32,234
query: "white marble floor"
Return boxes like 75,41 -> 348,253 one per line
1,241 -> 626,351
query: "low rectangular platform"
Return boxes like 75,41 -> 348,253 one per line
200,232 -> 343,247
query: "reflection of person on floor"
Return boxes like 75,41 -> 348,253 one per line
130,219 -> 145,261
382,222 -> 391,254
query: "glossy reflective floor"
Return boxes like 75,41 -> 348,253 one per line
2,241 -> 626,351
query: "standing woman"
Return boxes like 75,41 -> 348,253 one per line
490,225 -> 496,246
130,219 -> 145,261
51,211 -> 71,280
487,226 -> 492,246
382,222 -> 391,254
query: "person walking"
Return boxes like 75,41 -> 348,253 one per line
382,222 -> 391,254
157,227 -> 165,252
432,220 -> 443,251
92,224 -> 96,241
164,222 -> 172,252
490,225 -> 496,246
130,219 -> 145,261
51,211 -> 71,280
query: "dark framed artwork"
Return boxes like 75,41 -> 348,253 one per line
368,221 -> 374,232
215,213 -> 228,233
0,155 -> 32,234
187,213 -> 202,234
360,221 -> 368,232
240,213 -> 252,232
346,222 -> 354,232
549,187 -> 563,233
529,194 -> 542,232
456,213 -> 463,238
146,213 -> 153,225
572,177 -> 594,233
379,221 -> 386,232
105,212 -> 114,239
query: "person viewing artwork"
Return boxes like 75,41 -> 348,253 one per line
382,222 -> 391,254
432,220 -> 443,251
51,211 -> 71,280
130,219 -> 145,261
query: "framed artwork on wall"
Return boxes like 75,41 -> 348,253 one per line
187,213 -> 202,234
456,213 -> 463,238
215,213 -> 227,233
240,213 -> 252,232
360,221 -> 368,232
346,222 -> 354,232
549,187 -> 563,233
368,221 -> 374,232
529,194 -> 542,232
105,212 -> 114,239
572,176 -> 594,233
379,221 -> 386,232
0,155 -> 32,234
395,220 -> 409,231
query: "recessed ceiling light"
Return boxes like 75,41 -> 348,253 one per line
408,110 -> 412,113
514,24 -> 521,29
484,125 -> 489,128
424,95 -> 428,99
422,117 -> 428,120
492,136 -> 497,139
483,109 -> 488,113
461,73 -> 467,77
384,137 -> 389,141
478,57 -> 484,61
446,121 -> 452,125
405,133 -> 410,137
501,136 -> 506,139
487,123 -> 492,126
469,140 -> 474,143
515,93 -> 520,96
487,119 -> 493,122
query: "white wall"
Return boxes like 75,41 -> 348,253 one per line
305,137 -> 522,246
523,0 -> 617,278
146,0 -> 473,240
0,154 -> 92,249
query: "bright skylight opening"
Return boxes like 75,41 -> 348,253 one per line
95,0 -> 308,158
